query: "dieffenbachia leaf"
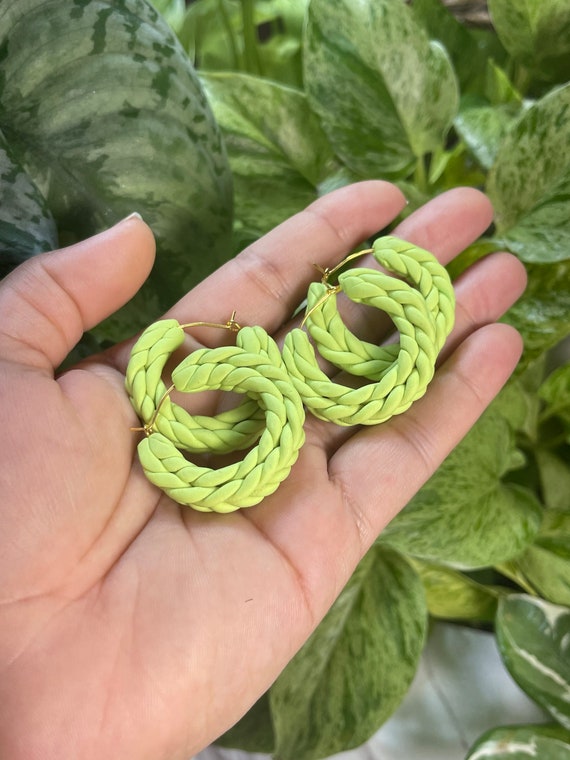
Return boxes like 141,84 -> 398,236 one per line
496,595 -> 570,730
488,0 -> 570,84
487,84 -> 570,263
0,0 -> 232,341
0,128 -> 57,275
200,71 -> 337,248
380,406 -> 542,569
269,546 -> 427,760
303,0 -> 459,179
467,723 -> 570,760
411,559 -> 505,623
509,508 -> 570,606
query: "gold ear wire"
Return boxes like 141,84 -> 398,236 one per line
130,383 -> 176,436
301,248 -> 373,329
300,284 -> 341,329
314,248 -> 374,286
130,311 -> 241,437
180,310 -> 241,333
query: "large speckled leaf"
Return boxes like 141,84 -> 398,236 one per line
488,0 -> 570,84
496,595 -> 570,730
487,84 -> 570,263
200,71 -> 336,249
303,0 -> 459,179
467,724 -> 570,759
0,128 -> 57,275
269,545 -> 427,760
380,405 -> 542,568
0,0 -> 232,340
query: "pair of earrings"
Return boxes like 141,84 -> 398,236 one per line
125,236 -> 455,513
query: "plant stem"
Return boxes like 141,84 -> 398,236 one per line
241,0 -> 263,76
414,155 -> 428,194
217,0 -> 239,70
495,562 -> 537,596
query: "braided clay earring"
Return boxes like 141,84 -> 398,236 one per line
282,236 -> 455,427
126,316 -> 306,513
126,314 -> 265,454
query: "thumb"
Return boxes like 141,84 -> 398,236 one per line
0,214 -> 155,371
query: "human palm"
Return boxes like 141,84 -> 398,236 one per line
0,182 -> 526,760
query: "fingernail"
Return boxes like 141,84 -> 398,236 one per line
123,211 -> 143,222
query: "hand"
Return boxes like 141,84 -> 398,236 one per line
0,182 -> 526,760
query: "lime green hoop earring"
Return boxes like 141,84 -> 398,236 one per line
127,323 -> 306,513
301,236 -> 455,379
282,237 -> 455,427
125,314 -> 265,454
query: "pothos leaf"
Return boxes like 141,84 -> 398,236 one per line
466,723 -> 570,759
487,84 -> 570,264
269,545 -> 427,760
303,0 -> 459,179
496,595 -> 570,730
380,406 -> 542,569
510,508 -> 570,606
488,0 -> 570,84
200,71 -> 337,246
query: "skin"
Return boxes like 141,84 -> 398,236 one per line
0,182 -> 527,760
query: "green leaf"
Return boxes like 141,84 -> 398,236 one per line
496,595 -> 570,730
488,0 -> 570,84
455,101 -> 523,171
0,0 -> 232,341
540,363 -> 570,427
216,693 -> 275,754
467,723 -> 570,759
303,0 -> 459,179
510,508 -> 570,606
150,0 -> 185,34
180,0 -> 307,87
200,71 -> 337,243
0,128 -> 57,274
504,261 -> 570,368
487,84 -> 570,264
380,407 -> 543,568
411,559 -> 504,623
270,545 -> 427,760
536,449 -> 570,510
411,0 -> 490,91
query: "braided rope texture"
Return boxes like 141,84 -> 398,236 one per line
125,319 -> 265,454
134,326 -> 306,513
282,236 -> 455,426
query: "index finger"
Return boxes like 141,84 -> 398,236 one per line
165,181 -> 406,341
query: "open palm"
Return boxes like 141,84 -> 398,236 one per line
0,182 -> 526,760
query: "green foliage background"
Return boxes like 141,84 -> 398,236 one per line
1,0 -> 570,757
